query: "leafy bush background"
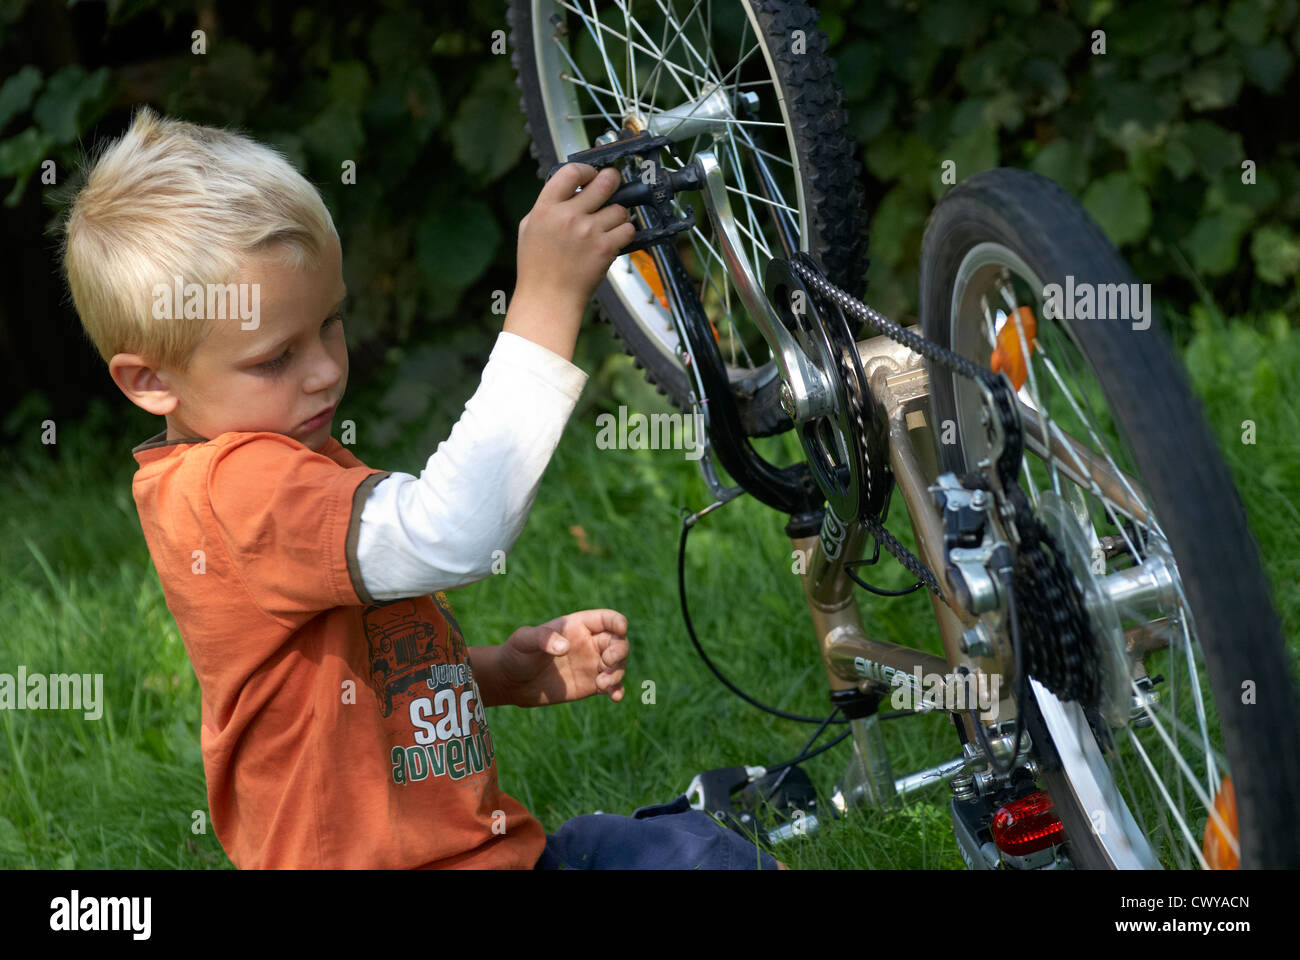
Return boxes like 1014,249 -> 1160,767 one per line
1,0 -> 1297,444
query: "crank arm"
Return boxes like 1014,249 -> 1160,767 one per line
693,149 -> 833,423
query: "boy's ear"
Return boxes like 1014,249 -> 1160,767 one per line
108,353 -> 180,416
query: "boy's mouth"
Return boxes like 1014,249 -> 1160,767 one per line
299,404 -> 336,431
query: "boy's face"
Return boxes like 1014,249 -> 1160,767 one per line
114,232 -> 348,453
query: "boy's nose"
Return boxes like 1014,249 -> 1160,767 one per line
304,344 -> 345,392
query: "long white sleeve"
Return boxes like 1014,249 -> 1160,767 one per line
353,330 -> 587,601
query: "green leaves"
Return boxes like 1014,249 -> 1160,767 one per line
1223,0 -> 1269,46
414,196 -> 502,301
1240,39 -> 1294,93
0,63 -> 110,204
1173,121 -> 1244,180
1250,226 -> 1300,286
1181,53 -> 1243,110
1030,140 -> 1089,195
0,65 -> 41,132
449,61 -> 530,184
1083,172 -> 1152,247
0,126 -> 48,177
939,125 -> 998,198
1184,204 -> 1254,275
32,66 -> 108,144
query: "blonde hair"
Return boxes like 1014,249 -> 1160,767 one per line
61,106 -> 336,372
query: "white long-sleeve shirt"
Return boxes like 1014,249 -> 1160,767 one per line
354,330 -> 588,601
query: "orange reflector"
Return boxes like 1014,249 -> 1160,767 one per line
629,249 -> 719,342
991,791 -> 1065,856
990,305 -> 1037,391
1202,776 -> 1239,869
629,249 -> 669,309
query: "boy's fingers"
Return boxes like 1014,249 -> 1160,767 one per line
571,608 -> 628,638
568,166 -> 624,213
540,162 -> 600,205
606,221 -> 637,253
594,201 -> 633,233
599,635 -> 629,667
513,625 -> 567,656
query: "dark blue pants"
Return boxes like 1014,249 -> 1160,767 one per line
534,794 -> 781,870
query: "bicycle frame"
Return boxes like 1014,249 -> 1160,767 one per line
653,200 -> 1018,813
791,333 -> 1006,810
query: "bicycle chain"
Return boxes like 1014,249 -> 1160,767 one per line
794,257 -> 1101,710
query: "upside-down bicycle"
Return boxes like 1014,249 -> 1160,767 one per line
508,0 -> 1300,868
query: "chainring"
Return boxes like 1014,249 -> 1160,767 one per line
764,256 -> 891,526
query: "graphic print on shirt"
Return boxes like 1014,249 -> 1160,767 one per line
360,596 -> 495,788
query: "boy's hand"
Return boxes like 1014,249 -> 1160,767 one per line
497,609 -> 629,708
515,164 -> 637,319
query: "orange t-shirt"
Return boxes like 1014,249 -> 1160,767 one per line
130,429 -> 547,868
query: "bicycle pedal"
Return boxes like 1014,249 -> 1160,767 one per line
545,130 -> 673,181
546,129 -> 702,254
686,764 -> 820,845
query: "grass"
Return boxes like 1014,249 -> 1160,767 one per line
0,305 -> 1296,869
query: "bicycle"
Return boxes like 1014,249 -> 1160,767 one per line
507,0 -> 1300,868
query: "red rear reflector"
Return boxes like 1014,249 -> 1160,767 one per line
991,791 -> 1065,855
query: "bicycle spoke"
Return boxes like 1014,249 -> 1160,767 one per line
1125,728 -> 1213,868
557,0 -> 703,104
742,141 -> 796,169
1126,669 -> 1238,861
1036,353 -> 1155,535
623,0 -> 634,117
653,0 -> 720,88
554,47 -> 622,131
1005,277 -> 1061,497
1176,604 -> 1219,792
724,184 -> 799,215
723,133 -> 773,276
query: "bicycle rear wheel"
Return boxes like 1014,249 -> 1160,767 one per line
919,168 -> 1300,868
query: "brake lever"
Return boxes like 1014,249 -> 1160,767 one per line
546,130 -> 703,254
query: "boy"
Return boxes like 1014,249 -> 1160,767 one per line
61,107 -> 782,869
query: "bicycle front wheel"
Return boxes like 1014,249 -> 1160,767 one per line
508,0 -> 869,437
919,167 -> 1300,869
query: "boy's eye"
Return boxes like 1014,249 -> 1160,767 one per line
259,350 -> 291,372
255,312 -> 343,373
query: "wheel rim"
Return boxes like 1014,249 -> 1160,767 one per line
529,0 -> 810,395
946,241 -> 1236,870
